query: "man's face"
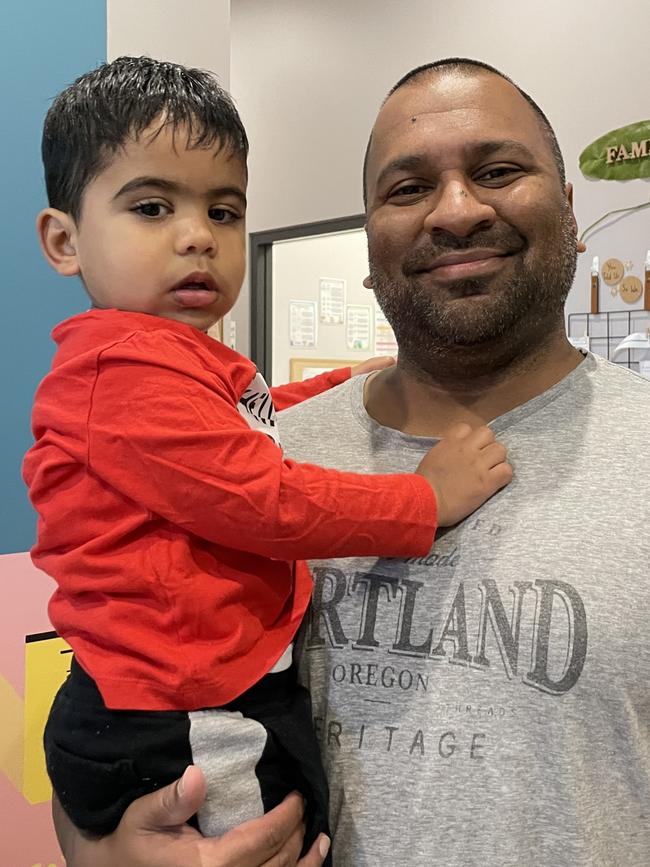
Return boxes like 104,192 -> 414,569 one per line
70,122 -> 247,331
364,71 -> 578,364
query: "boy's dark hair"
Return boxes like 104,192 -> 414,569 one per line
42,55 -> 249,220
363,57 -> 566,207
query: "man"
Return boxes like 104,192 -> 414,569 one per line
53,59 -> 650,866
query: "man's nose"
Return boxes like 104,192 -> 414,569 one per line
174,216 -> 217,256
423,179 -> 496,238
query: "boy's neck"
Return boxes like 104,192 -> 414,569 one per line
88,304 -> 212,334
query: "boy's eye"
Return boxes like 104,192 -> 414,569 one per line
208,207 -> 238,223
132,201 -> 170,218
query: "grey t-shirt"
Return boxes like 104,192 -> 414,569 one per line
280,353 -> 650,867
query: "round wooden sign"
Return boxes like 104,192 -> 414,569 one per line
619,275 -> 643,304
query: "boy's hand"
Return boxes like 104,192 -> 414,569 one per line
350,356 -> 396,376
52,765 -> 330,867
415,423 -> 513,526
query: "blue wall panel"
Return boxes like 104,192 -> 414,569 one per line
1,1 -> 106,553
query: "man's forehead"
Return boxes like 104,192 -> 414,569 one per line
372,71 -> 536,139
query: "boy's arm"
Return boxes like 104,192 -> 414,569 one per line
271,356 -> 395,411
85,349 -> 436,562
270,368 -> 350,411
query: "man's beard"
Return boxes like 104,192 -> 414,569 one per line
369,214 -> 578,369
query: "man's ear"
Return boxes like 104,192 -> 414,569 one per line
36,208 -> 81,276
362,275 -> 373,289
565,183 -> 587,254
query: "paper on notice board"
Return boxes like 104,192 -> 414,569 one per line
289,300 -> 317,348
302,366 -> 335,381
319,278 -> 346,325
374,307 -> 398,356
346,305 -> 371,350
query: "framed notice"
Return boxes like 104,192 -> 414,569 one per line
289,300 -> 318,348
346,304 -> 372,350
319,278 -> 346,325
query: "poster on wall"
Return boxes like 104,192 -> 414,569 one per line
319,278 -> 346,325
345,305 -> 372,351
289,300 -> 317,348
1,552 -> 69,866
374,307 -> 398,356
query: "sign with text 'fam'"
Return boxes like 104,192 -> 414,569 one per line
580,120 -> 650,180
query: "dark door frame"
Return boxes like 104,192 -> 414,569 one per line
249,213 -> 365,379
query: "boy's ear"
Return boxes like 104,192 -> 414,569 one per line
36,208 -> 81,276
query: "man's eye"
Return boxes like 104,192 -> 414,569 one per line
476,166 -> 522,183
209,207 -> 238,223
389,184 -> 428,200
132,201 -> 170,218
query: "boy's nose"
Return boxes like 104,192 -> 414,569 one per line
175,218 -> 216,256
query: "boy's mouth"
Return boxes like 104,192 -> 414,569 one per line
171,273 -> 219,308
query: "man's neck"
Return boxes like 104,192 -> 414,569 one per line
363,332 -> 584,437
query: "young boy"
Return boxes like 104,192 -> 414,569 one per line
23,56 -> 511,853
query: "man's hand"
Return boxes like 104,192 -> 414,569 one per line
53,765 -> 330,867
350,355 -> 396,376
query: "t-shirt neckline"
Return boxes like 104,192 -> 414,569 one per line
348,351 -> 597,449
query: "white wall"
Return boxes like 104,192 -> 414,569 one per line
230,0 -> 650,358
107,0 -> 232,342
107,0 -> 230,84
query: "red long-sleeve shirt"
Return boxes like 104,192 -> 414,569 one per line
23,310 -> 437,710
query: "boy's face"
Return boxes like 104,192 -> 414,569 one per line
48,122 -> 247,331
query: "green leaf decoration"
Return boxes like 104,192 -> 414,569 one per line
579,120 -> 650,180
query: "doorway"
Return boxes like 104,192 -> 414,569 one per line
250,214 -> 397,384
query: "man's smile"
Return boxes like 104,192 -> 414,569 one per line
413,248 -> 514,282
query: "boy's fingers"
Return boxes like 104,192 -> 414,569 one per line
481,442 -> 508,469
489,462 -> 514,488
467,425 -> 496,448
445,422 -> 473,440
351,355 -> 396,375
368,355 -> 396,369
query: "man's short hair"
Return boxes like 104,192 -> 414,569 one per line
42,55 -> 249,220
362,58 -> 566,208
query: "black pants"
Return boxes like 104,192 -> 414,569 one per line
45,658 -> 330,861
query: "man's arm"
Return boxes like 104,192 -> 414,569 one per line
53,766 -> 330,867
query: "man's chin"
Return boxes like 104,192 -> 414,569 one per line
445,288 -> 493,304
421,300 -> 526,347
